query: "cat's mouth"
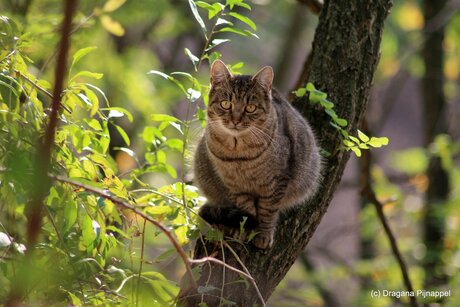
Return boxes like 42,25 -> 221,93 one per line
226,124 -> 246,132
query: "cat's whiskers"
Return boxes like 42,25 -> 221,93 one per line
245,128 -> 267,147
249,126 -> 276,144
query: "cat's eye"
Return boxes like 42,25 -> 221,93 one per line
245,104 -> 257,113
220,100 -> 232,110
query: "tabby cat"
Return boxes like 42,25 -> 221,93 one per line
194,60 -> 321,249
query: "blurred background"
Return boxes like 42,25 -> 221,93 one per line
1,0 -> 460,306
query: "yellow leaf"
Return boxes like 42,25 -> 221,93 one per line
100,15 -> 125,36
174,214 -> 189,245
103,0 -> 126,12
445,57 -> 459,80
395,3 -> 424,31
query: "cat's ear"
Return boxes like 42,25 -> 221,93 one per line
210,60 -> 232,85
252,66 -> 273,91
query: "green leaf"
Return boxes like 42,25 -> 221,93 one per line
206,38 -> 230,51
367,136 -> 389,147
209,3 -> 225,19
196,1 -> 224,19
340,129 -> 349,139
113,124 -> 130,146
389,147 -> 427,175
71,47 -> 97,72
325,108 -> 338,119
102,107 -> 133,122
86,119 -> 103,131
343,139 -> 354,147
216,18 -> 233,26
165,164 -> 177,178
350,146 -> 362,157
309,89 -> 327,103
357,130 -> 370,142
148,70 -> 187,95
165,138 -> 184,152
335,118 -> 348,127
205,51 -> 222,65
184,48 -> 199,69
70,71 -> 103,82
151,113 -> 181,123
145,206 -> 174,216
195,1 -> 213,10
63,199 -> 77,232
188,0 -> 207,34
319,98 -> 334,109
349,135 -> 360,144
218,27 -> 249,36
147,70 -> 169,79
306,82 -> 316,91
229,12 -> 256,30
294,87 -> 306,97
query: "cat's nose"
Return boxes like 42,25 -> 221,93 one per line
231,119 -> 241,125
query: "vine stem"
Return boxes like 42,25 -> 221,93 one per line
51,175 -> 198,290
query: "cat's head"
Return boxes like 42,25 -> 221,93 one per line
207,60 -> 274,135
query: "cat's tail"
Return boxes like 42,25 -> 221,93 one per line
199,204 -> 258,229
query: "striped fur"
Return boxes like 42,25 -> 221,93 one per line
194,60 -> 321,249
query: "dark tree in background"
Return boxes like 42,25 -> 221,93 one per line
421,0 -> 450,289
178,1 -> 393,305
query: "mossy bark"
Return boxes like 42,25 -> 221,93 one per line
178,1 -> 393,305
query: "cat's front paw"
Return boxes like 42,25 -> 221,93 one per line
253,231 -> 273,249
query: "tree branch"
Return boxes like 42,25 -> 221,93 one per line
7,2 -> 78,305
360,150 -> 418,307
179,1 -> 393,305
26,0 -> 77,253
51,175 -> 198,290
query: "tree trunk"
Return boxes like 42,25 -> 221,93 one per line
421,0 -> 449,289
178,1 -> 393,305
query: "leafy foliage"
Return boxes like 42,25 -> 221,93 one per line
0,0 -> 263,304
295,82 -> 389,157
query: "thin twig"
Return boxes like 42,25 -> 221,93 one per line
136,219 -> 147,306
223,241 -> 267,307
15,69 -> 72,113
51,175 -> 198,289
189,257 -> 252,282
361,163 -> 418,307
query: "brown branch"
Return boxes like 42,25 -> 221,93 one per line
6,2 -> 78,306
297,0 -> 323,15
51,175 -> 197,289
361,151 -> 418,307
26,0 -> 77,252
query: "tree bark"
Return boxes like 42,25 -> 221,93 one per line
178,1 -> 393,305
